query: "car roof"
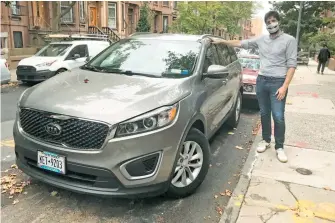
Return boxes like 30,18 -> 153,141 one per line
50,40 -> 109,45
128,33 -> 220,42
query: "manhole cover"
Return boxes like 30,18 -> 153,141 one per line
296,168 -> 312,175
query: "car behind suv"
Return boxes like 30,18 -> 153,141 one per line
14,34 -> 243,198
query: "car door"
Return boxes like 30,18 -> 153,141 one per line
64,44 -> 89,70
200,44 -> 230,134
215,44 -> 238,120
227,46 -> 242,105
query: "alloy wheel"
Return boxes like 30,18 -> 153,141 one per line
171,141 -> 203,188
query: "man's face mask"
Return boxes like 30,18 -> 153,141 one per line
266,22 -> 279,34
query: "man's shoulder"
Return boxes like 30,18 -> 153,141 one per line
282,33 -> 296,41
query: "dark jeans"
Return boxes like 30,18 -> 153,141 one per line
256,75 -> 287,150
317,61 -> 327,73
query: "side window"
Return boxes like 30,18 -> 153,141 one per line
203,45 -> 219,73
228,46 -> 238,63
67,45 -> 88,59
216,44 -> 230,66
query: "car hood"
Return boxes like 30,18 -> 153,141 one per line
242,68 -> 259,85
20,69 -> 191,125
18,56 -> 59,67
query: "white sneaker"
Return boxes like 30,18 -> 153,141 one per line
276,148 -> 288,163
257,140 -> 271,153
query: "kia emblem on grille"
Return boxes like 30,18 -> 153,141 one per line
45,123 -> 62,136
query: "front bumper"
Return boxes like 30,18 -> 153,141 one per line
13,104 -> 190,198
16,69 -> 56,82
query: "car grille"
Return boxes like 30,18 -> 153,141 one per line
17,66 -> 36,75
19,108 -> 110,150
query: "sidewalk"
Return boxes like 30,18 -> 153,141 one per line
220,61 -> 335,223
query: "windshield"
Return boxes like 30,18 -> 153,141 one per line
87,39 -> 201,78
239,57 -> 260,70
36,44 -> 72,57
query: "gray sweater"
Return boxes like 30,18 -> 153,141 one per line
241,32 -> 297,78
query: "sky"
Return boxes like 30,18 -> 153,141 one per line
254,1 -> 272,34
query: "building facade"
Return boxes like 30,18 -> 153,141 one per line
1,1 -> 176,50
250,17 -> 263,37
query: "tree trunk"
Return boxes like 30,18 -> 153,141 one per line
51,1 -> 76,33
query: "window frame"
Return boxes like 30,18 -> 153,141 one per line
11,1 -> 20,15
202,44 -> 220,73
162,1 -> 169,7
108,2 -> 117,29
60,1 -> 74,23
65,44 -> 88,60
216,44 -> 231,66
79,1 -> 86,23
13,31 -> 23,48
162,15 -> 169,33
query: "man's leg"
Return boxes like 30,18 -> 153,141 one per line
321,61 -> 326,74
256,76 -> 271,153
317,62 -> 321,73
269,78 -> 288,162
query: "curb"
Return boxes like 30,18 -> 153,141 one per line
219,129 -> 262,223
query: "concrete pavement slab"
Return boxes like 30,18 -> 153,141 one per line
285,96 -> 335,116
285,112 -> 335,152
252,146 -> 335,190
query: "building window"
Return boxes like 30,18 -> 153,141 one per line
163,1 -> 169,7
163,16 -> 169,33
13,31 -> 23,48
60,1 -> 74,23
108,2 -> 117,29
173,1 -> 177,9
36,2 -> 40,17
11,1 -> 20,15
154,1 -> 158,5
79,1 -> 86,23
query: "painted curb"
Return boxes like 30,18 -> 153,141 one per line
219,130 -> 262,223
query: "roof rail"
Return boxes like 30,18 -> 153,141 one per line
129,32 -> 153,37
46,33 -> 110,42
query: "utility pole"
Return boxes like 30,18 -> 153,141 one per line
296,1 -> 303,48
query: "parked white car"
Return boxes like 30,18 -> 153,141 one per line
16,40 -> 110,83
1,58 -> 10,85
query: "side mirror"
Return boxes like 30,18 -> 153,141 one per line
73,54 -> 81,60
85,56 -> 91,63
205,65 -> 229,79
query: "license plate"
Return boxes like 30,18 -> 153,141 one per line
37,151 -> 66,174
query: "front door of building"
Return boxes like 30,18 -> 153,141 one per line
128,8 -> 134,35
89,7 -> 97,26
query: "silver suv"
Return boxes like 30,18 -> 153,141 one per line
14,34 -> 243,198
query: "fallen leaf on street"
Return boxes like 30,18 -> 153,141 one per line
11,164 -> 18,169
220,192 -> 225,196
8,196 -> 13,199
214,195 -> 218,199
228,182 -> 231,185
216,206 -> 224,215
225,189 -> 232,197
235,146 -> 244,150
2,190 -> 7,194
209,164 -> 212,168
23,192 -> 28,195
12,199 -> 19,205
228,132 -> 234,135
323,186 -> 333,191
50,191 -> 58,196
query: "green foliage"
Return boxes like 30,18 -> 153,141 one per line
309,32 -> 335,54
2,1 -> 11,7
270,1 -> 335,45
136,3 -> 151,32
170,1 -> 257,37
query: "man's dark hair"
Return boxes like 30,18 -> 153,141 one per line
264,11 -> 280,23
323,43 -> 327,47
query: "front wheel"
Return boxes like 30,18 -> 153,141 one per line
227,91 -> 242,128
166,128 -> 210,198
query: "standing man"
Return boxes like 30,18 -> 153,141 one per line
212,11 -> 297,163
317,43 -> 331,75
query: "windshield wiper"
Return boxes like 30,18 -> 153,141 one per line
102,68 -> 161,78
81,64 -> 103,72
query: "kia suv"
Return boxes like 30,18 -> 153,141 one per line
14,34 -> 243,198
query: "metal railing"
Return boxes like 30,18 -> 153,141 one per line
101,27 -> 121,42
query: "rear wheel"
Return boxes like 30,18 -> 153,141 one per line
166,128 -> 210,198
227,91 -> 242,128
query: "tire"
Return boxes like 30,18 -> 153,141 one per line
55,68 -> 67,75
227,91 -> 242,128
166,128 -> 210,198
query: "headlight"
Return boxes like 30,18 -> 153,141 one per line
36,60 -> 56,67
17,88 -> 29,107
115,104 -> 179,137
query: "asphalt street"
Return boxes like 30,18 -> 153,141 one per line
1,83 -> 259,223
